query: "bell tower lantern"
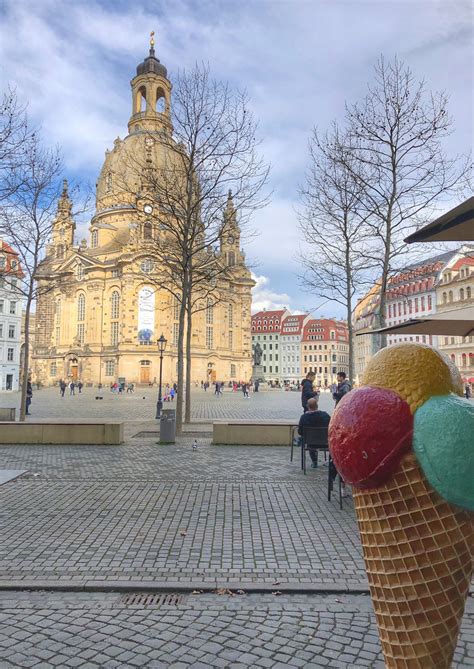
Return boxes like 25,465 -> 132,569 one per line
128,32 -> 172,135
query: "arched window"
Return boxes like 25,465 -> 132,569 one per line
228,304 -> 233,328
156,89 -> 166,113
442,292 -> 447,304
136,86 -> 146,113
91,229 -> 98,248
77,264 -> 84,280
56,245 -> 64,259
449,290 -> 453,303
77,294 -> 85,322
467,287 -> 472,299
228,251 -> 235,267
106,172 -> 112,193
459,288 -> 465,301
143,221 -> 153,240
110,291 -> 120,320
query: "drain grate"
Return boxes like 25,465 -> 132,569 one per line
118,592 -> 185,608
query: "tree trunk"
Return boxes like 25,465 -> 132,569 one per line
184,289 -> 192,424
19,288 -> 34,422
175,273 -> 189,436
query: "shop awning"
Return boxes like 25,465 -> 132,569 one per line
404,197 -> 474,243
356,306 -> 474,337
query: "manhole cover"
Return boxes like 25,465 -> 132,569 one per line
118,592 -> 185,607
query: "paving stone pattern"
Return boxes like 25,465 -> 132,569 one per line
0,440 -> 364,587
0,592 -> 472,668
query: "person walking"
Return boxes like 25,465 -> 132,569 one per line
59,379 -> 66,398
301,371 -> 317,413
69,381 -> 75,396
170,387 -> 176,402
332,372 -> 351,406
25,378 -> 33,415
77,381 -> 83,394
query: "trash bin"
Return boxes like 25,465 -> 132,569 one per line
160,408 -> 176,443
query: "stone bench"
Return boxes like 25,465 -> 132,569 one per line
0,408 -> 16,421
213,421 -> 297,446
0,423 -> 124,445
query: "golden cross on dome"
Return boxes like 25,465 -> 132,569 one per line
150,31 -> 155,48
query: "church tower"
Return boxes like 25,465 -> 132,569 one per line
220,191 -> 242,267
49,180 -> 75,260
128,32 -> 172,136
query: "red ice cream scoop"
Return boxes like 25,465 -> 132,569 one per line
329,386 -> 413,488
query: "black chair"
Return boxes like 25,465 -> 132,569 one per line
301,426 -> 329,475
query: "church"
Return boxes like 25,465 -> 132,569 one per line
33,42 -> 254,387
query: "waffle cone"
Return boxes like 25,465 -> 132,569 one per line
353,453 -> 473,669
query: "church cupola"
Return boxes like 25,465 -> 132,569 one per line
128,32 -> 172,135
50,180 -> 75,259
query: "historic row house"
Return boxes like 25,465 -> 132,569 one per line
33,43 -> 254,386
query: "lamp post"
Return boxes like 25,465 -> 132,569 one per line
155,333 -> 167,419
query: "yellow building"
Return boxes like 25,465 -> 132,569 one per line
33,45 -> 254,386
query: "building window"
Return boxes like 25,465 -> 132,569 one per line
206,326 -> 213,349
111,269 -> 121,278
105,360 -> 115,376
460,288 -> 465,301
50,362 -> 57,376
428,295 -> 432,310
173,322 -> 179,345
8,325 -> 15,338
230,363 -> 236,378
228,304 -> 233,328
228,251 -> 235,267
56,244 -> 64,259
7,348 -> 14,361
141,258 -> 154,273
110,322 -> 119,346
229,330 -> 233,350
91,230 -> 98,248
9,301 -> 16,315
77,323 -> 85,345
110,291 -> 120,320
173,296 -> 180,321
77,294 -> 85,322
0,300 -> 3,314
467,287 -> 471,299
0,255 -> 5,269
77,264 -> 84,280
143,221 -> 153,239
206,300 -> 214,325
106,172 -> 113,193
449,291 -> 453,303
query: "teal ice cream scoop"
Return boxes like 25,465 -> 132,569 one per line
413,394 -> 474,511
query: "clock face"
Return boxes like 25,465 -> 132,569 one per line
228,236 -> 234,244
144,204 -> 153,214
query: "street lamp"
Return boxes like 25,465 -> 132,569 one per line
155,333 -> 167,419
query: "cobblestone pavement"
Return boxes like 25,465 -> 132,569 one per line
0,440 -> 364,588
0,385 -> 330,423
0,591 -> 472,668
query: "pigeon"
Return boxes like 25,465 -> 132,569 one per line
192,439 -> 198,451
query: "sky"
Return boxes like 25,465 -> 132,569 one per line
0,0 -> 472,316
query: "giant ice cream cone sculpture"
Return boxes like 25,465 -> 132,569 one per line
329,343 -> 473,669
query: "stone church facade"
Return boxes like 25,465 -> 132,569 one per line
33,45 -> 254,386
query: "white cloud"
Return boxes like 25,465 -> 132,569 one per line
251,273 -> 291,313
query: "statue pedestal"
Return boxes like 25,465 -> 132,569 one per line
251,365 -> 265,382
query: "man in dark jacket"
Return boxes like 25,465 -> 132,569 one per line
301,371 -> 317,412
298,397 -> 330,468
333,372 -> 351,405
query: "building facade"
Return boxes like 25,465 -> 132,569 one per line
33,45 -> 254,386
385,252 -> 455,348
301,318 -> 349,386
436,247 -> 474,384
251,309 -> 290,382
353,285 -> 381,385
280,313 -> 310,383
0,241 -> 23,392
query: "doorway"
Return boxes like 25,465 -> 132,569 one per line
140,360 -> 151,384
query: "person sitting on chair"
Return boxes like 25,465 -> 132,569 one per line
297,397 -> 330,468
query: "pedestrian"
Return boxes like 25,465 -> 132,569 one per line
301,371 -> 317,413
297,397 -> 330,468
254,379 -> 260,392
78,381 -> 83,394
332,372 -> 351,406
25,378 -> 33,415
218,382 -> 223,396
170,387 -> 176,401
242,382 -> 249,399
465,383 -> 472,399
69,381 -> 75,396
59,379 -> 66,397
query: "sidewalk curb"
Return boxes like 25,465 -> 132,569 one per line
0,580 -> 371,595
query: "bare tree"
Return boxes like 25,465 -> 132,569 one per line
299,125 -> 372,383
0,136 -> 64,420
121,63 -> 268,433
341,56 -> 471,342
0,87 -> 35,202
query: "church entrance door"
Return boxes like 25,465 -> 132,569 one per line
140,365 -> 151,384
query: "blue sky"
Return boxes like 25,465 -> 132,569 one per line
0,0 -> 472,316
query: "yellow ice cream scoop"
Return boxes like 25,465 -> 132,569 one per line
362,342 -> 463,413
